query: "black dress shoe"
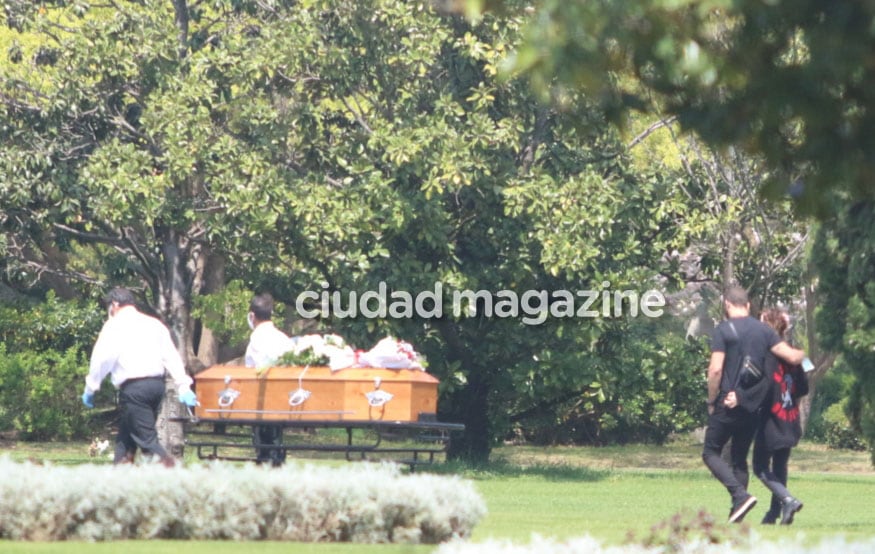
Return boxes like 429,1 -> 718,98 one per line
780,497 -> 803,525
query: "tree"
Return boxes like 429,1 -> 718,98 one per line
466,0 -> 875,217
645,125 -> 808,305
181,1 -> 708,460
812,203 -> 875,462
1,0 -> 313,454
464,0 -> 837,438
1,0 -> 731,462
212,2 -> 698,461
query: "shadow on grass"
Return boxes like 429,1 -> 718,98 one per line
419,458 -> 611,482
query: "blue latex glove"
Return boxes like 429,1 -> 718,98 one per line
81,390 -> 95,409
178,389 -> 198,407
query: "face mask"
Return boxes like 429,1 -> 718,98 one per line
247,312 -> 256,330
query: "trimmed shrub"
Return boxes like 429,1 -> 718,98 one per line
805,361 -> 865,450
820,401 -> 867,451
0,457 -> 485,543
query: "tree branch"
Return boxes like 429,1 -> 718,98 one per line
52,222 -> 126,247
17,259 -> 104,287
121,226 -> 160,284
626,116 -> 677,150
341,95 -> 373,135
172,0 -> 190,61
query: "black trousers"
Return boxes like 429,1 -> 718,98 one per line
114,377 -> 168,462
753,439 -> 792,514
702,405 -> 758,505
252,425 -> 286,466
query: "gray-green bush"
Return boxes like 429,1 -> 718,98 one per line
0,458 -> 485,543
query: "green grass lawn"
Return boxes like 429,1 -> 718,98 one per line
1,439 -> 874,553
473,440 -> 875,543
469,465 -> 875,543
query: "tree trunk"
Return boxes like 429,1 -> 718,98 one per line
722,230 -> 738,290
436,320 -> 492,464
194,251 -> 225,371
154,227 -> 203,459
446,370 -> 492,465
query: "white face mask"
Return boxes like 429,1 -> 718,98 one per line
247,312 -> 256,330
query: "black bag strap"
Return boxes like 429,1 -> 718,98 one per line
727,321 -> 750,390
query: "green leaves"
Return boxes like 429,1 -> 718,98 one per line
0,0 -> 757,459
475,0 -> 875,216
812,202 -> 875,461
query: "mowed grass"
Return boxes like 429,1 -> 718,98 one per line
472,440 -> 875,542
1,439 -> 874,553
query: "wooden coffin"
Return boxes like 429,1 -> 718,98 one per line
193,365 -> 439,422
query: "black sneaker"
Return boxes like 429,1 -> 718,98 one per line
729,494 -> 757,523
761,510 -> 778,524
780,497 -> 803,525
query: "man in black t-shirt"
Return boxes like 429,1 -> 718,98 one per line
703,286 -> 805,523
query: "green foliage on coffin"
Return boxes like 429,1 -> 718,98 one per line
276,348 -> 330,368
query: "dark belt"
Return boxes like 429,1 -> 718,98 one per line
120,375 -> 164,389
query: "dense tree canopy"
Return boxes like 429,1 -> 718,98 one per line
1,0 -> 819,461
463,0 -> 872,457
471,0 -> 875,218
813,203 -> 875,462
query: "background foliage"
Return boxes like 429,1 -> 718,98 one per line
0,0 -> 864,461
0,292 -> 104,439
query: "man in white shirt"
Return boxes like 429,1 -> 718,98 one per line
245,293 -> 299,369
82,287 -> 197,467
245,292 -> 298,465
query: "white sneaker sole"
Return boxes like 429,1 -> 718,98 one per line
729,496 -> 758,523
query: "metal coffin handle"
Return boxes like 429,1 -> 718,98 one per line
289,364 -> 312,407
288,388 -> 312,407
365,377 -> 393,407
218,375 -> 241,408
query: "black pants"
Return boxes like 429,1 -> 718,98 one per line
753,439 -> 792,515
114,377 -> 168,462
702,405 -> 758,505
253,425 -> 286,466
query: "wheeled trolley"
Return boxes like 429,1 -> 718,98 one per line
174,364 -> 464,469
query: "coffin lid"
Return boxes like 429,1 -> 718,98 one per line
195,364 -> 439,384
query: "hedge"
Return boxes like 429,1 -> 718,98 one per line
0,457 -> 485,543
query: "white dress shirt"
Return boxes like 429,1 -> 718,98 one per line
244,321 -> 298,368
85,306 -> 193,394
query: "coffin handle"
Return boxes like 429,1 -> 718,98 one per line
288,388 -> 312,407
365,389 -> 393,407
218,375 -> 241,408
288,365 -> 313,407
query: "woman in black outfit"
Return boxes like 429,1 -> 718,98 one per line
752,308 -> 809,525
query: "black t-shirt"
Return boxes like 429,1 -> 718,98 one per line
711,316 -> 781,394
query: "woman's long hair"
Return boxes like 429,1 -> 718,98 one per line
760,307 -> 789,340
